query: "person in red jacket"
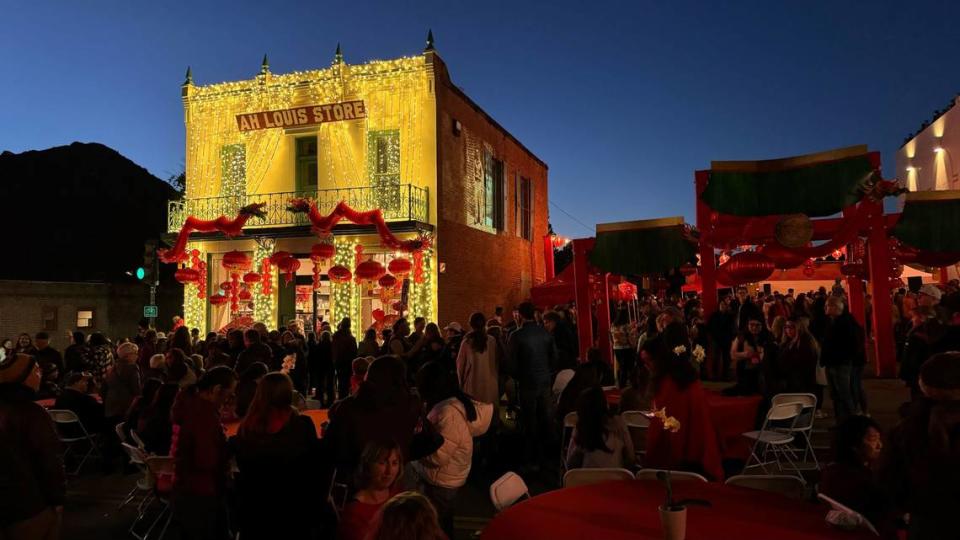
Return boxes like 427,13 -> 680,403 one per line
170,366 -> 237,540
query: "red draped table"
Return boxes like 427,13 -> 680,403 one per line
223,409 -> 328,438
481,479 -> 874,540
605,388 -> 761,461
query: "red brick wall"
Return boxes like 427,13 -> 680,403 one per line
431,55 -> 549,326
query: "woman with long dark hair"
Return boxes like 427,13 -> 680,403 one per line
137,383 -> 180,455
232,372 -> 319,539
566,386 -> 635,470
456,312 -> 499,406
644,322 -> 723,480
776,317 -> 819,395
413,361 -> 492,538
169,326 -> 193,357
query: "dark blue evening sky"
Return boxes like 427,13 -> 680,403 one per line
3,1 -> 959,237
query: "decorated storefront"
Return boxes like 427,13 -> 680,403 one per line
161,38 -> 549,335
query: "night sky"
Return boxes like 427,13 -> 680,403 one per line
4,1 -> 960,237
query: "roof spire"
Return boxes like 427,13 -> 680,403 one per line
260,54 -> 269,74
334,43 -> 343,64
183,66 -> 193,86
425,29 -> 435,52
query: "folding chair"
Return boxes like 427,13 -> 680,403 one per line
115,422 -> 129,445
130,429 -> 147,451
47,409 -> 101,474
131,456 -> 175,540
741,402 -> 804,480
725,474 -> 805,500
119,443 -> 154,511
771,393 -> 819,470
817,493 -> 880,536
327,468 -> 350,518
635,469 -> 708,483
621,410 -> 650,461
560,412 -> 578,472
489,472 -> 530,512
563,467 -> 634,488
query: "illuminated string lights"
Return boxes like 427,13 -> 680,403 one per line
183,245 -> 206,333
253,241 -> 275,324
331,237 -> 355,324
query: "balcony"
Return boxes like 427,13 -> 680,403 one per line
167,184 -> 429,233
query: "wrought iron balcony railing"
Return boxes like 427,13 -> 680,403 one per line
167,184 -> 429,233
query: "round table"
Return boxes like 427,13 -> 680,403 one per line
481,479 -> 874,540
224,409 -> 328,438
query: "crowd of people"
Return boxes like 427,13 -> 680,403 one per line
2,278 -> 959,539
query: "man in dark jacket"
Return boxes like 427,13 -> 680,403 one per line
54,372 -> 106,437
707,295 -> 737,381
34,332 -> 64,385
820,296 -> 863,421
543,311 -> 577,372
731,286 -> 764,332
331,318 -> 358,400
507,302 -> 558,468
236,329 -> 274,374
0,353 -> 65,538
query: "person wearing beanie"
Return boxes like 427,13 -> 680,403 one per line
0,353 -> 66,538
880,351 -> 960,539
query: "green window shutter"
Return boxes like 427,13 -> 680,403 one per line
295,137 -> 318,192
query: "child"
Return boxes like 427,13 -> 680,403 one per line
350,356 -> 371,395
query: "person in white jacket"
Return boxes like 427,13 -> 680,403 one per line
413,361 -> 492,537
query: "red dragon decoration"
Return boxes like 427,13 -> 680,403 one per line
287,198 -> 430,253
159,203 -> 267,263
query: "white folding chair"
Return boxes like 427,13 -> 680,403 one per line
817,493 -> 880,536
562,467 -> 634,488
725,474 -> 805,500
115,422 -> 129,445
130,429 -> 147,451
327,468 -> 350,518
771,393 -> 819,470
489,471 -> 530,511
119,443 -> 154,511
131,456 -> 175,540
635,469 -> 708,483
621,410 -> 650,461
560,412 -> 578,473
742,402 -> 804,480
47,409 -> 101,474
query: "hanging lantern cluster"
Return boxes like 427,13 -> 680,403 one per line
260,259 -> 273,295
412,251 -> 425,283
269,251 -> 300,286
222,250 -> 252,315
310,242 -> 336,290
355,259 -> 386,296
175,249 -> 208,300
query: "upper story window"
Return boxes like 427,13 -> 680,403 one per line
368,130 -> 401,214
483,150 -> 504,231
517,175 -> 533,240
296,137 -> 318,191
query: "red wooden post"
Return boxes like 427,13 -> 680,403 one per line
543,234 -> 556,281
695,170 -> 718,318
847,276 -> 866,328
572,238 -> 595,362
865,153 -> 896,377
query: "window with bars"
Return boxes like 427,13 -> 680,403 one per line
368,130 -> 401,213
518,176 -> 533,240
483,150 -> 504,230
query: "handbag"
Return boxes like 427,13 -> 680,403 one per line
815,363 -> 828,386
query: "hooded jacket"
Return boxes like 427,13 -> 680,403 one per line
414,397 -> 493,489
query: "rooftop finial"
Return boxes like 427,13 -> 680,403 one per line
183,66 -> 193,86
261,54 -> 269,74
334,43 -> 343,64
425,29 -> 435,52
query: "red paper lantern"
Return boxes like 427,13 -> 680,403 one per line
277,257 -> 301,285
355,260 -> 386,283
243,271 -> 261,284
372,309 -> 386,322
175,267 -> 200,284
269,251 -> 294,266
719,251 -> 775,285
388,258 -> 413,277
209,293 -> 229,306
238,289 -> 252,301
222,250 -> 251,272
311,243 -> 335,263
760,243 -> 809,269
328,265 -> 352,284
378,274 -> 398,289
220,281 -> 233,292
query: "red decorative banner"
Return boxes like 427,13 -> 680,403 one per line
236,100 -> 366,132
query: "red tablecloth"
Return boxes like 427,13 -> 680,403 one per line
482,479 -> 874,540
224,409 -> 328,438
36,395 -> 102,408
704,392 -> 762,461
604,388 -> 761,461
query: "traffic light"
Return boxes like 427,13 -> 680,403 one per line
141,239 -> 158,284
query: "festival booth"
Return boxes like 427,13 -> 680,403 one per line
695,146 -> 960,376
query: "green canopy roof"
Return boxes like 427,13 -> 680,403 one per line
589,218 -> 698,275
892,191 -> 960,252
700,147 -> 874,217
